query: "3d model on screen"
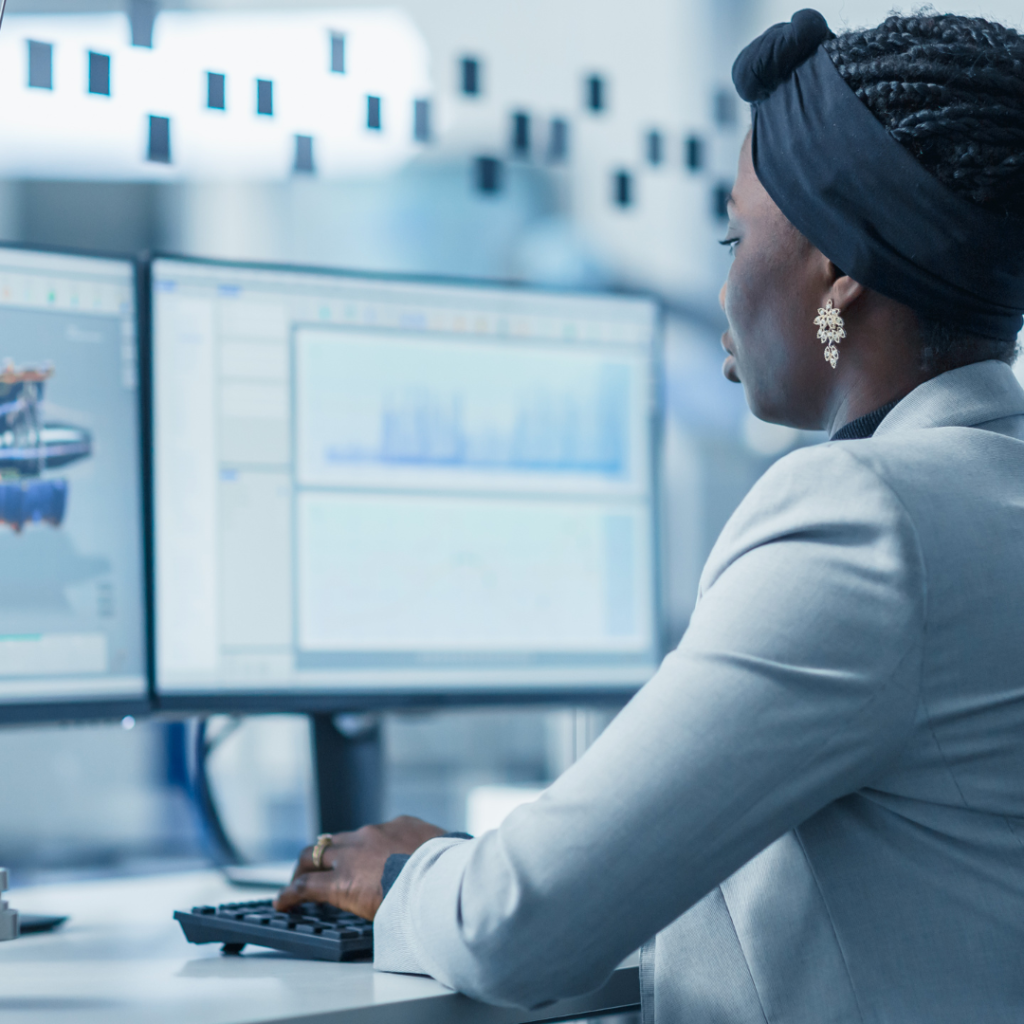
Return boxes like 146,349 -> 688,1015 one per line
0,360 -> 92,531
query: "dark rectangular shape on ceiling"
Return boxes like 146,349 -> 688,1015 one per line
27,40 -> 53,90
148,115 -> 171,163
129,0 -> 157,48
475,156 -> 503,194
646,130 -> 663,166
414,99 -> 431,142
586,75 -> 605,112
331,33 -> 346,73
207,72 -> 226,110
713,88 -> 736,126
685,135 -> 704,171
461,57 -> 480,95
548,118 -> 569,163
614,170 -> 633,207
511,112 -> 530,158
257,79 -> 273,116
88,51 -> 110,96
367,95 -> 381,130
294,135 -> 315,173
713,182 -> 730,220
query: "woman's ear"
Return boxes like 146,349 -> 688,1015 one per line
830,269 -> 865,310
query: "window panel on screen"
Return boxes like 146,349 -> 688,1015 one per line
0,247 -> 147,718
152,258 -> 660,700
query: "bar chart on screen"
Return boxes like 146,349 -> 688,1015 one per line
292,324 -> 653,664
294,327 -> 649,496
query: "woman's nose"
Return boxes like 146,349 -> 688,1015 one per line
719,281 -> 728,312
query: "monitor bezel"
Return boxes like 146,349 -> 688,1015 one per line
0,241 -> 152,726
147,252 -> 666,715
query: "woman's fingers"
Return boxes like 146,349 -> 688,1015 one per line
290,843 -> 319,881
274,868 -> 347,913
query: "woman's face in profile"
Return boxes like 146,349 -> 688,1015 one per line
719,133 -> 834,429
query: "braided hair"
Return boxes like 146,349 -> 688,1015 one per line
823,11 -> 1024,371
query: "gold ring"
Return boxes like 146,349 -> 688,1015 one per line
311,833 -> 333,870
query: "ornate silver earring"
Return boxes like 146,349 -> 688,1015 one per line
815,299 -> 845,368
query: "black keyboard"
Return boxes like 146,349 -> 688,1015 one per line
174,899 -> 373,962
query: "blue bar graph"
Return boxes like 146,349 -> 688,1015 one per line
297,330 -> 642,488
325,364 -> 628,474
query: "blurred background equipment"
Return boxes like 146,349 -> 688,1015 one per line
0,867 -> 18,940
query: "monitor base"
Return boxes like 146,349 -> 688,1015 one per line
311,713 -> 383,834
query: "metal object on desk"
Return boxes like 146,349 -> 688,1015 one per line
0,867 -> 20,940
20,913 -> 68,934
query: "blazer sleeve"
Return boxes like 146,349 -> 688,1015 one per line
372,443 -> 927,1007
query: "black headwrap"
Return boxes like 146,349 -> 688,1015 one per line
732,9 -> 1024,342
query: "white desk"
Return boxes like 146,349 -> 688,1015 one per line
0,871 -> 639,1024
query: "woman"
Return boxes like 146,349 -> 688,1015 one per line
277,11 -> 1024,1021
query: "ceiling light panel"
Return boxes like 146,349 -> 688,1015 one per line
0,9 -> 431,180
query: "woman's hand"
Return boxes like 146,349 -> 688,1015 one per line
273,816 -> 448,920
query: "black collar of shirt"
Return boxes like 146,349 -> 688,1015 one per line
830,400 -> 899,442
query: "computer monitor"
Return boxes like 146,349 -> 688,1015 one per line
0,246 -> 148,723
151,257 -> 661,711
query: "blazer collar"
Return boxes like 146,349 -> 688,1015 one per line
873,360 -> 1024,438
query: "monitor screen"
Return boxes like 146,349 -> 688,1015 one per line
152,257 -> 661,705
0,246 -> 147,720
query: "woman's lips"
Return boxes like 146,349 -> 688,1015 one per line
721,334 -> 740,383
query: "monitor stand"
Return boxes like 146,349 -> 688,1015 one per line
221,713 -> 385,891
310,713 -> 384,834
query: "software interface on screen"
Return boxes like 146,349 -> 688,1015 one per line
0,248 -> 146,708
153,258 -> 660,696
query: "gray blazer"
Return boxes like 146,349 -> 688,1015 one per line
374,360 -> 1024,1023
